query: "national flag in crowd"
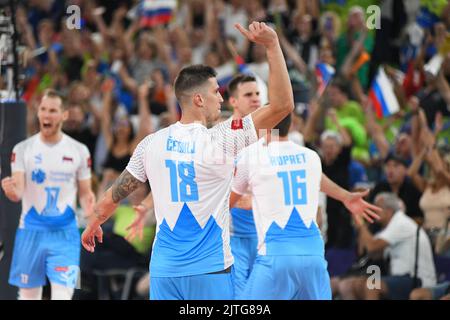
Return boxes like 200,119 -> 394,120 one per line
369,67 -> 400,118
315,63 -> 335,97
139,0 -> 177,28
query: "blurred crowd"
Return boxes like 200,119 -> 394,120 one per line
2,0 -> 450,300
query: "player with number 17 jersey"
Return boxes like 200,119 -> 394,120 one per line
8,134 -> 91,289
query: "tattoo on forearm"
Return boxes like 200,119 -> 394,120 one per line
112,170 -> 144,203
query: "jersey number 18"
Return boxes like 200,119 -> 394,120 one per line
165,160 -> 199,202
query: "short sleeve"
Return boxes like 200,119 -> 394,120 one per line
125,135 -> 152,182
375,213 -> 409,245
11,142 -> 26,172
77,144 -> 92,181
209,114 -> 258,159
231,151 -> 250,195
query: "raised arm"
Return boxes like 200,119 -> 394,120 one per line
236,22 -> 294,135
131,83 -> 153,151
100,78 -> 115,150
320,173 -> 381,223
406,147 -> 427,192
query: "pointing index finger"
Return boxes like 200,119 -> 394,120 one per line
235,23 -> 251,38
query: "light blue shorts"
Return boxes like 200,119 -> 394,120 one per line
230,235 -> 258,299
241,255 -> 332,300
9,228 -> 81,288
150,270 -> 234,300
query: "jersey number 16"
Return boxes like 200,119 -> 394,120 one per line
277,170 -> 307,205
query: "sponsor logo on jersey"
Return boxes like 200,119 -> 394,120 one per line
59,266 -> 80,289
231,119 -> 243,130
87,157 -> 92,168
31,169 -> 46,184
11,152 -> 15,163
34,154 -> 42,164
62,156 -> 73,163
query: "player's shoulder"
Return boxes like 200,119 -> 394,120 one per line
13,133 -> 39,151
209,114 -> 254,133
137,128 -> 164,148
235,137 -> 263,162
63,134 -> 90,152
298,144 -> 320,158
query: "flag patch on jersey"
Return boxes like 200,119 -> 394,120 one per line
231,119 -> 243,130
55,266 -> 69,272
63,156 -> 73,162
10,152 -> 15,163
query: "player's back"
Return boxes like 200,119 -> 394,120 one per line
233,139 -> 324,257
126,116 -> 257,277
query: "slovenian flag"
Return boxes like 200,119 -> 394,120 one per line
139,0 -> 177,28
369,67 -> 400,118
315,63 -> 335,97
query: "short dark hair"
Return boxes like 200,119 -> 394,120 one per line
329,77 -> 349,97
274,113 -> 292,137
174,64 -> 217,101
42,89 -> 66,109
227,74 -> 257,97
384,152 -> 408,167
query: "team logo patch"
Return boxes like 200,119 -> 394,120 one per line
231,119 -> 243,130
58,266 -> 80,289
31,169 -> 46,184
62,156 -> 73,163
10,152 -> 15,163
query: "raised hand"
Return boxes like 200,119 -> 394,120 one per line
343,189 -> 381,223
125,204 -> 148,241
235,22 -> 278,48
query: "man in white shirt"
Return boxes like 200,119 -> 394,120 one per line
81,22 -> 295,300
337,192 -> 437,300
1,90 -> 95,300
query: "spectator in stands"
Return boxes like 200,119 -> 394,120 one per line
410,281 -> 450,300
304,99 -> 354,248
335,6 -> 374,90
325,78 -> 368,162
409,144 -> 450,248
97,79 -> 152,195
337,192 -> 436,300
62,102 -> 99,169
369,153 -> 424,222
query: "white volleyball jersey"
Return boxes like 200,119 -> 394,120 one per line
11,134 -> 91,231
232,139 -> 324,256
126,115 -> 258,277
